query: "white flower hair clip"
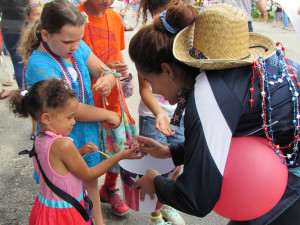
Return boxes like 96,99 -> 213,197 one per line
20,90 -> 28,97
81,11 -> 89,24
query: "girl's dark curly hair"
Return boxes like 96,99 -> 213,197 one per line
137,0 -> 172,25
130,0 -> 198,75
9,79 -> 78,121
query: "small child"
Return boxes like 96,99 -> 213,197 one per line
136,1 -> 197,224
21,3 -> 43,140
78,0 -> 136,217
9,78 -> 143,225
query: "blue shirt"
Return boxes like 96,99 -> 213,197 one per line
26,40 -> 100,150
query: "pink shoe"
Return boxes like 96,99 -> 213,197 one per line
99,185 -> 130,216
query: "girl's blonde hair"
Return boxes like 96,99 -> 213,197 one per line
18,0 -> 85,61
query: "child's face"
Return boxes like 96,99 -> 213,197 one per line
87,0 -> 115,13
26,6 -> 42,24
48,98 -> 79,136
42,24 -> 85,60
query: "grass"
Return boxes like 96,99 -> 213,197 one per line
252,9 -> 275,23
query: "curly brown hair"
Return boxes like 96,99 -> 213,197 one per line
9,79 -> 78,121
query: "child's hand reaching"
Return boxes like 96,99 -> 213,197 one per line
92,76 -> 112,97
79,142 -> 98,156
155,111 -> 175,136
119,146 -> 145,160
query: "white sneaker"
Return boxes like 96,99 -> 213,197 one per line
160,205 -> 185,225
149,213 -> 172,225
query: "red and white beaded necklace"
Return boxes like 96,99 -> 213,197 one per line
84,4 -> 111,64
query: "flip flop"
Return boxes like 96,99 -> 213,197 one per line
0,89 -> 10,100
2,81 -> 13,86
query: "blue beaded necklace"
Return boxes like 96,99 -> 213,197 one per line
250,42 -> 299,166
41,41 -> 89,104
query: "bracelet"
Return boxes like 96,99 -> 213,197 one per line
102,67 -> 121,77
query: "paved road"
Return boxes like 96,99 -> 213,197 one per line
0,8 -> 299,225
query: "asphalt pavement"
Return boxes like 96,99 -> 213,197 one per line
0,7 -> 300,225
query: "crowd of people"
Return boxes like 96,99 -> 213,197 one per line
1,0 -> 300,225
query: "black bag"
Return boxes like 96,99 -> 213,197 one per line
19,146 -> 94,224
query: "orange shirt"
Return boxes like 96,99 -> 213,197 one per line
78,6 -> 125,114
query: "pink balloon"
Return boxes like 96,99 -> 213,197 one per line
213,136 -> 288,221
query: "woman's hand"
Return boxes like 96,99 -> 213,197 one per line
107,61 -> 128,76
155,111 -> 175,136
94,76 -> 112,97
107,111 -> 121,128
79,142 -> 98,156
130,169 -> 160,201
125,136 -> 172,159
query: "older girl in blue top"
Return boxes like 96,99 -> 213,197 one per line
18,0 -> 120,224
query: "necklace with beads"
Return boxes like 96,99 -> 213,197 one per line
85,9 -> 111,64
41,41 -> 89,104
250,42 -> 299,166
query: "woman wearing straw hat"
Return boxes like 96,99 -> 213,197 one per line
128,3 -> 300,225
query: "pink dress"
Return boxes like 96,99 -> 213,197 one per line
29,131 -> 86,225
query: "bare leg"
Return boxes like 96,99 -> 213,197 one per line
85,179 -> 105,225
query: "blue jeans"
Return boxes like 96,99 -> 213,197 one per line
283,12 -> 289,28
248,21 -> 253,32
139,115 -> 185,145
2,33 -> 24,88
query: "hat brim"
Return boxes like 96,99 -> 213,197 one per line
173,23 -> 276,70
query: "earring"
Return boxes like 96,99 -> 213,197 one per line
169,77 -> 175,82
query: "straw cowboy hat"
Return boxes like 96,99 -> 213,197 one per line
173,3 -> 276,70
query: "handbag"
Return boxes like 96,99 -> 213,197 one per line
99,78 -> 137,173
19,146 -> 94,225
120,73 -> 134,98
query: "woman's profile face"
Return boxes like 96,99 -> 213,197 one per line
137,67 -> 179,105
42,24 -> 85,60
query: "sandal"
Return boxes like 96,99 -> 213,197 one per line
2,81 -> 13,86
0,89 -> 10,100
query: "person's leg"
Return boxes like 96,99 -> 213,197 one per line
100,170 -> 130,216
263,12 -> 269,23
160,117 -> 185,225
85,179 -> 104,225
273,13 -> 277,27
139,116 -> 173,224
283,12 -> 288,29
258,13 -> 262,22
247,21 -> 253,32
2,34 -> 24,88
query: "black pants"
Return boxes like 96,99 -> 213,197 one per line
227,173 -> 300,225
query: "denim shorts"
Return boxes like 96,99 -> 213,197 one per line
139,115 -> 185,145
